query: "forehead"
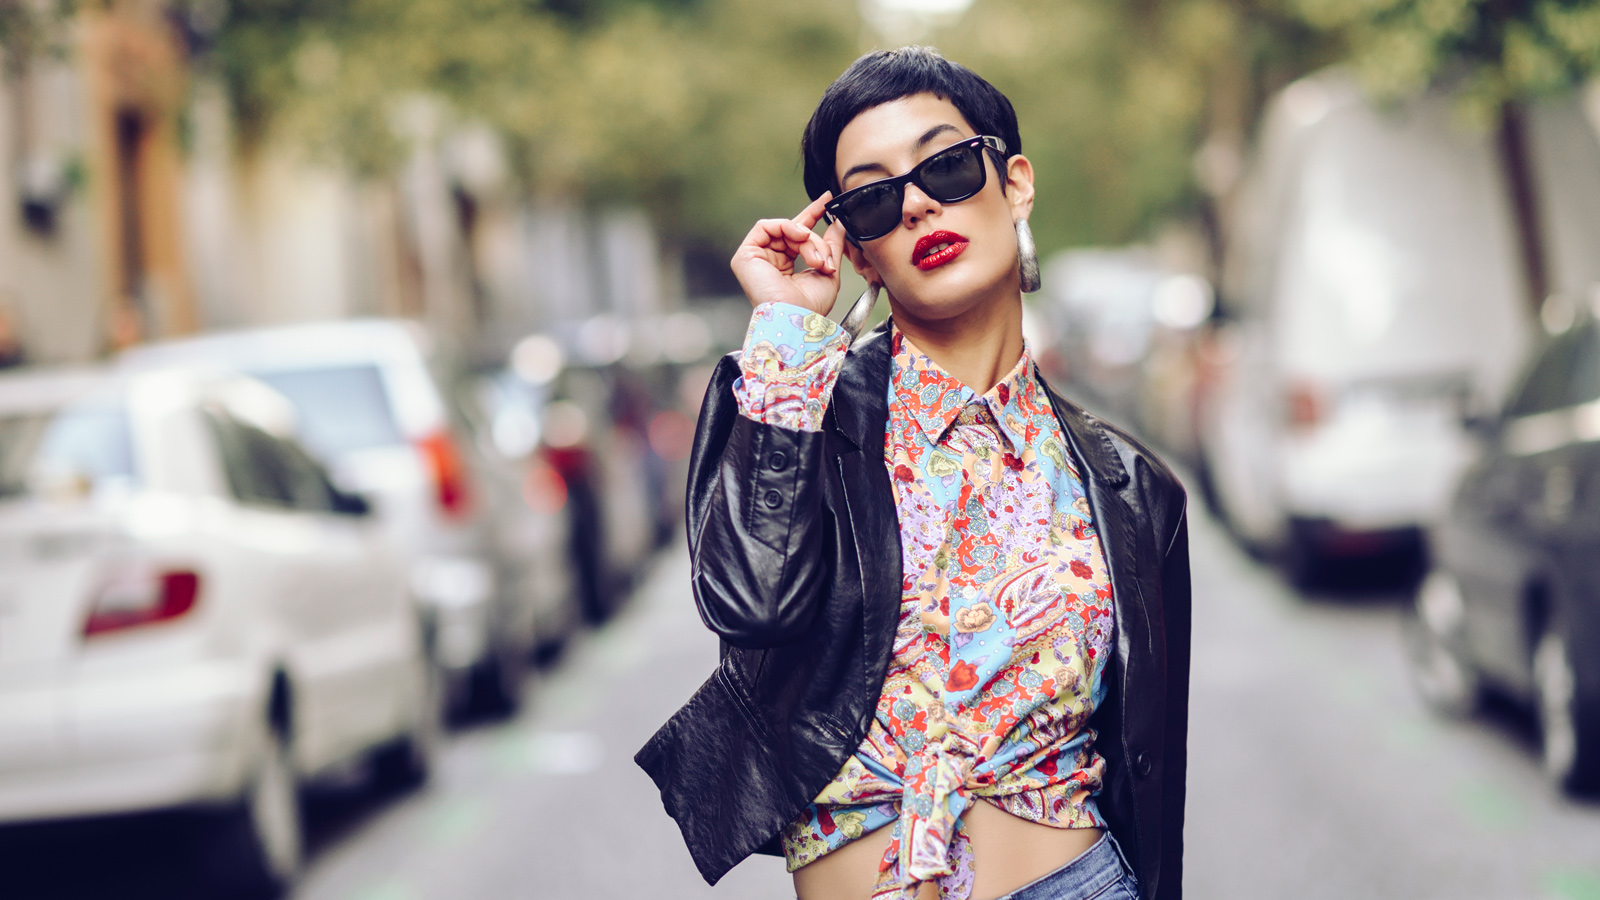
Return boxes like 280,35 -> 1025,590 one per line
834,93 -> 977,181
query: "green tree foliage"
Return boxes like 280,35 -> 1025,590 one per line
934,0 -> 1225,250
194,0 -> 861,242
931,0 -> 1332,250
0,0 -> 75,75
185,0 -> 1368,254
1292,0 -> 1600,125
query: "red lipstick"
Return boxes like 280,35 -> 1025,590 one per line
913,230 -> 969,271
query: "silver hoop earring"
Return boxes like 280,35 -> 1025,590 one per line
840,282 -> 880,345
1016,218 -> 1041,293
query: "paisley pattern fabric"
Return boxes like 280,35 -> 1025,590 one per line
731,301 -> 852,432
734,302 -> 1112,900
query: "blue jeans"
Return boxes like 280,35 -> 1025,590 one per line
995,832 -> 1140,900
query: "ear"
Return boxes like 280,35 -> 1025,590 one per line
1004,154 -> 1036,222
843,239 -> 882,288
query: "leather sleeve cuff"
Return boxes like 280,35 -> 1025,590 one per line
728,416 -> 822,553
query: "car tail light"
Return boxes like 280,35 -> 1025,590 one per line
84,567 -> 201,638
648,410 -> 695,462
416,431 -> 472,520
522,457 -> 568,514
1285,381 -> 1325,431
542,444 -> 590,484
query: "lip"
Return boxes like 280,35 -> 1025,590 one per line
912,230 -> 970,271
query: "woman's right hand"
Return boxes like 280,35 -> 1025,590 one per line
730,193 -> 848,316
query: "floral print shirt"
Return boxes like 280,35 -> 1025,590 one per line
731,303 -> 1114,900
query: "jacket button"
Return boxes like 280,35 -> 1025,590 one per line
769,450 -> 788,471
1135,752 -> 1152,776
764,489 -> 783,509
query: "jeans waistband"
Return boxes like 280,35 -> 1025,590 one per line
996,831 -> 1136,900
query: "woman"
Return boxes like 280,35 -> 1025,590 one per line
637,47 -> 1190,900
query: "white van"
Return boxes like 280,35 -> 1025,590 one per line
1200,69 -> 1600,580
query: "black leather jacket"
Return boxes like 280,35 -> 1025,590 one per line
636,321 -> 1191,899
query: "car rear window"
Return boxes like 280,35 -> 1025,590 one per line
0,406 -> 137,498
250,365 -> 405,456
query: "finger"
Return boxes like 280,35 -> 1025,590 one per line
807,230 -> 837,274
779,219 -> 817,244
753,218 -> 801,248
792,192 -> 832,232
776,219 -> 828,269
795,233 -> 829,273
822,218 -> 846,269
771,223 -> 824,271
775,221 -> 826,267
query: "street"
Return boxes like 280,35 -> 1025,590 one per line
291,487 -> 1600,900
5,4 -> 1598,898
6,486 -> 1600,900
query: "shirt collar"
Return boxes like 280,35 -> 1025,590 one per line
889,326 -> 1043,454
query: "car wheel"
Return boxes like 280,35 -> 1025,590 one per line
374,661 -> 443,790
207,725 -> 301,898
1403,570 -> 1481,717
1283,527 -> 1324,589
1533,619 -> 1600,794
470,640 -> 525,717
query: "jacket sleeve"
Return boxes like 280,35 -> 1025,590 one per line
1156,503 -> 1191,900
684,305 -> 846,650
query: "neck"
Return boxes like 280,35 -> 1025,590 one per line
887,291 -> 1025,393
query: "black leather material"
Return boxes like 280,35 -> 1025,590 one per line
635,320 -> 1190,900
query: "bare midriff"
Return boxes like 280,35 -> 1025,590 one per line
792,800 -> 1105,900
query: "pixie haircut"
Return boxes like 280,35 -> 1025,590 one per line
801,46 -> 1021,204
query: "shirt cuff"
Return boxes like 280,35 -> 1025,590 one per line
732,302 -> 850,432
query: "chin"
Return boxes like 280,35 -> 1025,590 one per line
885,265 -> 1015,325
889,292 -> 985,326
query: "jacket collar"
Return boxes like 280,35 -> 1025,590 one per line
1036,366 -> 1130,489
828,319 -> 893,456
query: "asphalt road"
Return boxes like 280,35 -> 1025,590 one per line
291,496 -> 1600,900
6,493 -> 1600,899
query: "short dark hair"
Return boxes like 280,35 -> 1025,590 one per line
801,46 -> 1021,202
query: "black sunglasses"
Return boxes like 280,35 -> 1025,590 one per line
825,135 -> 1007,242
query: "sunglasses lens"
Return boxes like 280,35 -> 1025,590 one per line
838,182 -> 903,241
920,144 -> 985,202
835,139 -> 991,240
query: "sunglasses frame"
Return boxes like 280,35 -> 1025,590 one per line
824,135 -> 1008,243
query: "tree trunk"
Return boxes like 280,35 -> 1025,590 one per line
1496,101 -> 1549,313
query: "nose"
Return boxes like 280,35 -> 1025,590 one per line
901,181 -> 941,231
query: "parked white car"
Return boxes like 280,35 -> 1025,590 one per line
1199,70 -> 1600,580
123,319 -> 576,716
0,365 -> 436,896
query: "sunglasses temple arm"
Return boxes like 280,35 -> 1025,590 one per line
839,283 -> 880,346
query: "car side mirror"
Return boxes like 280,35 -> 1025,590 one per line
331,488 -> 373,517
1460,409 -> 1499,441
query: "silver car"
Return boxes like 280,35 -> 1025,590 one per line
122,320 -> 576,717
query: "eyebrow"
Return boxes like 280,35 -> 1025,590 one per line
839,123 -> 965,187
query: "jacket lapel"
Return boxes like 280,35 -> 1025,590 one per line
1042,382 -> 1151,672
828,322 -> 901,699
1042,379 -> 1162,860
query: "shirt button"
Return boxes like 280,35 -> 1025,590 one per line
1135,752 -> 1152,776
768,450 -> 788,471
763,490 -> 783,509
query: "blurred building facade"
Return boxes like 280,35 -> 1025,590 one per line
0,0 -> 677,368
